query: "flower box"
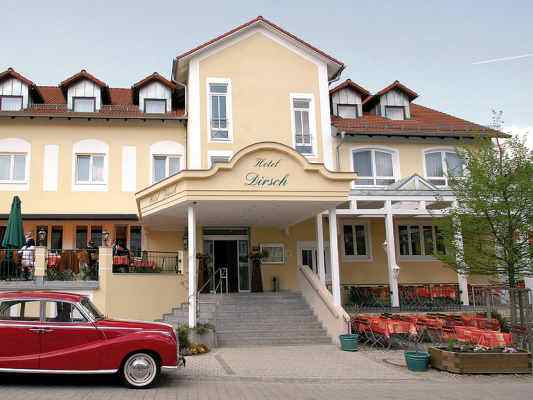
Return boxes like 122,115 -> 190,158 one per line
429,346 -> 531,374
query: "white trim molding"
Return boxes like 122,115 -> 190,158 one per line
121,146 -> 136,192
42,144 -> 59,192
72,139 -> 109,192
0,137 -> 31,191
206,77 -> 233,144
188,57 -> 202,169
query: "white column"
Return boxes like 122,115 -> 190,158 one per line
452,202 -> 469,306
188,204 -> 197,327
384,201 -> 400,307
328,208 -> 341,307
316,214 -> 326,285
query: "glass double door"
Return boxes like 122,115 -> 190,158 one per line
204,237 -> 250,292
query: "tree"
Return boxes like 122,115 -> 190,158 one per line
435,136 -> 533,288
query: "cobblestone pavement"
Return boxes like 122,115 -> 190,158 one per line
1,345 -> 532,399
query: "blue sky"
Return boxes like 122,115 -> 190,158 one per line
1,0 -> 531,142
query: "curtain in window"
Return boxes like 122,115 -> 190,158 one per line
1,97 -> 22,111
145,99 -> 166,113
445,152 -> 463,176
343,225 -> 354,256
169,157 -> 180,175
73,98 -> 95,112
353,150 -> 373,176
375,151 -> 393,176
0,155 -> 10,180
153,156 -> 166,183
425,152 -> 443,177
76,155 -> 90,182
13,155 -> 25,181
355,225 -> 367,256
92,156 -> 104,182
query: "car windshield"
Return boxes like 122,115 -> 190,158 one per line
79,298 -> 105,321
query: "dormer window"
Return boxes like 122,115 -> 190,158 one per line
144,98 -> 166,114
385,105 -> 405,121
0,95 -> 23,111
337,104 -> 358,118
73,97 -> 96,112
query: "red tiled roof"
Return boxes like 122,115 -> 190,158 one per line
59,69 -> 107,88
329,79 -> 370,99
132,72 -> 176,90
108,88 -> 133,105
331,104 -> 504,137
0,67 -> 33,86
35,86 -> 65,104
362,80 -> 418,109
175,16 -> 344,67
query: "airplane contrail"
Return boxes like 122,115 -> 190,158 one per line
472,53 -> 533,65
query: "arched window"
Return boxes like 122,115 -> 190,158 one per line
424,149 -> 464,186
352,148 -> 397,186
149,141 -> 185,184
0,138 -> 30,190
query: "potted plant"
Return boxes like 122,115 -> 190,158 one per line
404,343 -> 430,372
248,247 -> 268,293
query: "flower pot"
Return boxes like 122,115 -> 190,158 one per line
339,334 -> 358,352
404,351 -> 430,372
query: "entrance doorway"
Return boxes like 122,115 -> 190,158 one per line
214,241 -> 238,292
204,232 -> 250,293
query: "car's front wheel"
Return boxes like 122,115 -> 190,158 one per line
120,352 -> 160,389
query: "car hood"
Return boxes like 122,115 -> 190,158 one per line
95,319 -> 175,337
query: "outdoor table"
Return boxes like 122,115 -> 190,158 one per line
454,325 -> 512,347
367,316 -> 417,338
131,259 -> 155,269
113,255 -> 129,266
47,254 -> 61,268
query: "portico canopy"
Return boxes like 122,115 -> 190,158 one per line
135,142 -> 356,229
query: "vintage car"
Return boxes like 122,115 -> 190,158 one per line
0,291 -> 182,388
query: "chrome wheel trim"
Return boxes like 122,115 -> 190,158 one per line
123,353 -> 157,387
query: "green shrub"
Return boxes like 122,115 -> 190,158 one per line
177,325 -> 190,349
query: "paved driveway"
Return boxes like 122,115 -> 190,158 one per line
1,345 -> 532,399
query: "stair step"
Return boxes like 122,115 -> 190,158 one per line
217,337 -> 332,347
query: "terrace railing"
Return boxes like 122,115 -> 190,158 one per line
0,249 -> 35,281
112,251 -> 182,274
46,249 -> 99,281
343,283 -> 464,312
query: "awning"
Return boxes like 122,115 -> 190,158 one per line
135,142 -> 356,229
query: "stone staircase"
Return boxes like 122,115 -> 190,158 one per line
161,291 -> 332,347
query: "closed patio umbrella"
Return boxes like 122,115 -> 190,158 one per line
1,196 -> 25,280
1,196 -> 25,249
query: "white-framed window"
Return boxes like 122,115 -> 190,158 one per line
352,148 -> 396,186
260,243 -> 285,264
291,95 -> 316,155
342,223 -> 371,259
385,105 -> 405,120
152,155 -> 181,183
424,150 -> 464,186
0,153 -> 26,182
398,224 -> 446,258
144,98 -> 167,114
75,154 -> 105,184
73,97 -> 96,112
0,95 -> 23,111
207,79 -> 232,142
337,104 -> 358,118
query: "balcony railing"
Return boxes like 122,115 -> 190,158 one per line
0,249 -> 35,281
46,249 -> 99,281
112,251 -> 182,274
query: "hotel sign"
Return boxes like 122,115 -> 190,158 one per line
244,158 -> 289,187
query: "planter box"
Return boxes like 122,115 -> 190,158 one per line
189,329 -> 217,349
429,347 -> 531,374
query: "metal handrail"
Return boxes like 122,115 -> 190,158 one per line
187,267 -> 228,325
